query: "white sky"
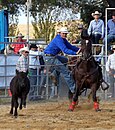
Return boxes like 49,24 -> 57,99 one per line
18,13 -> 33,24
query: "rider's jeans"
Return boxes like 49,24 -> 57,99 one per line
44,56 -> 76,93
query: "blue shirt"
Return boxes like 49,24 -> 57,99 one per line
88,19 -> 105,38
107,19 -> 115,35
44,34 -> 79,55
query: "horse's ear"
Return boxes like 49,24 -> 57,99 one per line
81,29 -> 90,40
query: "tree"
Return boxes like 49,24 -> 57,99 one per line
106,0 -> 115,7
31,7 -> 57,43
0,0 -> 114,38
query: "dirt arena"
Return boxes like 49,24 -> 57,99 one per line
0,99 -> 114,130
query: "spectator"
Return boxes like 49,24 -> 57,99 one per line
16,46 -> 29,75
38,45 -> 44,53
106,45 -> 115,98
72,24 -> 84,44
106,11 -> 115,51
4,44 -> 14,55
29,44 -> 41,101
88,11 -> 104,44
12,33 -> 26,54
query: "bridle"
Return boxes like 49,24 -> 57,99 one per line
81,39 -> 92,61
76,39 -> 98,77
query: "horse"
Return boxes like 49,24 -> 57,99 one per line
10,71 -> 30,117
68,38 -> 103,112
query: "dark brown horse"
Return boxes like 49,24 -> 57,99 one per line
68,38 -> 102,112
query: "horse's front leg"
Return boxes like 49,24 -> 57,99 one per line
68,82 -> 80,111
91,83 -> 101,112
68,89 -> 73,103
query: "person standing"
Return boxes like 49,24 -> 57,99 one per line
106,11 -> 115,51
44,27 -> 80,94
12,33 -> 26,54
29,44 -> 41,100
88,11 -> 104,45
106,45 -> 115,98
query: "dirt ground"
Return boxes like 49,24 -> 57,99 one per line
0,98 -> 114,130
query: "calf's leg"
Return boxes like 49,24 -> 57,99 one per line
10,97 -> 14,114
19,97 -> 22,110
14,97 -> 19,117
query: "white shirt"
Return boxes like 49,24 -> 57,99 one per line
29,50 -> 40,69
106,52 -> 115,72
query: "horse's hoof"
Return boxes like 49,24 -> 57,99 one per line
19,107 -> 22,110
23,105 -> 26,108
10,111 -> 13,115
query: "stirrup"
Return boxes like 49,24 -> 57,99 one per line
100,80 -> 109,91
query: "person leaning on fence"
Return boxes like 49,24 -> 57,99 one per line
44,27 -> 80,94
106,45 -> 115,98
106,11 -> 115,51
88,11 -> 105,45
12,33 -> 26,54
29,44 -> 42,101
16,47 -> 29,75
72,24 -> 84,44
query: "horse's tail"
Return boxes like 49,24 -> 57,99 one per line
100,79 -> 109,91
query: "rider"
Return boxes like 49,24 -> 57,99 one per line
44,27 -> 80,94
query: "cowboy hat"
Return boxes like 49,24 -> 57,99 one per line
92,11 -> 102,17
16,33 -> 24,38
39,45 -> 44,49
19,47 -> 29,53
59,27 -> 69,34
29,44 -> 38,49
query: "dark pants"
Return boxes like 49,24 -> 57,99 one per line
29,68 -> 37,100
92,34 -> 101,44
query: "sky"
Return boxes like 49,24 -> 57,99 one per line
18,12 -> 33,24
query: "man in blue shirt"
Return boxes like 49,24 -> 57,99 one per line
88,11 -> 104,45
107,11 -> 115,51
44,27 -> 80,94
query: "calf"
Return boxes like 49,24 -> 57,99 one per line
10,71 -> 30,117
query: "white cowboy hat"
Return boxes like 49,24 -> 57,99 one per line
16,33 -> 24,38
19,47 -> 29,54
39,45 -> 44,49
59,27 -> 69,34
112,45 -> 115,49
92,11 -> 102,17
